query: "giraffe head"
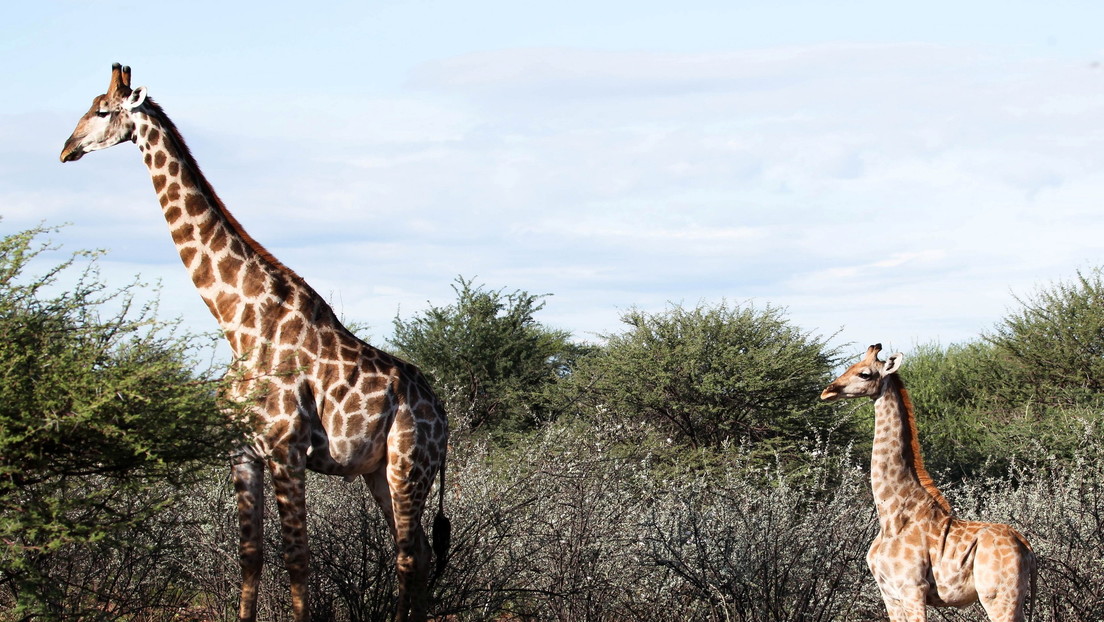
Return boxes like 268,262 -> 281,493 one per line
820,343 -> 904,401
60,63 -> 149,163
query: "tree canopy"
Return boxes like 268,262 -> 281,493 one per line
390,276 -> 583,436
560,301 -> 847,452
0,225 -> 243,616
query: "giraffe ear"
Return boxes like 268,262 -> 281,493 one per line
125,87 -> 148,110
883,353 -> 905,375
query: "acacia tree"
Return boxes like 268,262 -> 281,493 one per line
986,268 -> 1104,407
897,269 -> 1104,478
0,226 -> 242,618
561,301 -> 847,452
390,277 -> 582,436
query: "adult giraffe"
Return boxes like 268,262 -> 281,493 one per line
61,63 -> 450,622
821,344 -> 1034,622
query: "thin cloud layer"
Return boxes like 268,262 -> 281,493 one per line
8,42 -> 1104,353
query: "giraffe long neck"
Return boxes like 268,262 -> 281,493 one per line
870,376 -> 951,529
131,100 -> 329,360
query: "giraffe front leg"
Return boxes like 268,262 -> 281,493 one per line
232,457 -> 265,622
270,453 -> 311,622
880,589 -> 928,622
871,567 -> 928,622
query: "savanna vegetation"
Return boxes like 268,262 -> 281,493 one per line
3,224 -> 1104,621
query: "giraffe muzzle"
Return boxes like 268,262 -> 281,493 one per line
60,138 -> 85,163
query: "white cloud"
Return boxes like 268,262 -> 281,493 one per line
9,41 -> 1104,354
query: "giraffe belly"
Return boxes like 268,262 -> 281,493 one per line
928,559 -> 979,607
927,582 -> 977,607
305,417 -> 389,477
928,520 -> 984,607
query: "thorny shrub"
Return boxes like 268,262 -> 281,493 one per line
15,421 -> 1104,621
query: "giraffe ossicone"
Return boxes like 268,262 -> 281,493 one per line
822,344 -> 1035,622
61,63 -> 450,622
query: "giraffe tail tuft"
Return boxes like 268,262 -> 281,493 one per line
431,461 -> 451,582
432,511 -> 451,579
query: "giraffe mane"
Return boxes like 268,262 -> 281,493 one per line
894,379 -> 952,513
143,97 -> 339,324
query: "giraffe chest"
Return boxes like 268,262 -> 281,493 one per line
237,320 -> 447,480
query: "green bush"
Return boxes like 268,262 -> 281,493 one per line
0,226 -> 242,618
557,301 -> 848,454
8,224 -> 1104,621
896,267 -> 1104,478
987,268 -> 1104,408
107,414 -> 1104,622
390,276 -> 584,438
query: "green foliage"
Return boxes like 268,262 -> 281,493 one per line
560,301 -> 848,452
120,418 -> 1104,622
390,276 -> 583,437
885,341 -> 996,478
896,270 -> 1104,478
0,225 -> 243,617
905,270 -> 1104,419
2,228 -> 1100,619
986,268 -> 1104,408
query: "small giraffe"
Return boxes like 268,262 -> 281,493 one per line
821,344 -> 1034,622
61,64 -> 450,622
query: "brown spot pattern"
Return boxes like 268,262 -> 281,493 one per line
185,193 -> 207,217
193,254 -> 215,288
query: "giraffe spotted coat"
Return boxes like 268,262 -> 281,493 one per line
822,344 -> 1034,622
61,64 -> 449,622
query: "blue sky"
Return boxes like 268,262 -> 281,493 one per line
4,1 -> 1104,357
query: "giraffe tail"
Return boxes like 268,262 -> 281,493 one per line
431,459 -> 451,582
1028,549 -> 1038,622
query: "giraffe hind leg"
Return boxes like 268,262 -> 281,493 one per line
976,566 -> 1032,622
394,518 -> 431,622
366,468 -> 433,622
978,584 -> 1029,622
975,531 -> 1034,622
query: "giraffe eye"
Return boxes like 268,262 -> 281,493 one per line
858,371 -> 874,380
95,109 -> 110,117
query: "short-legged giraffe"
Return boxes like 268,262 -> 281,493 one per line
61,64 -> 450,622
821,344 -> 1035,622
